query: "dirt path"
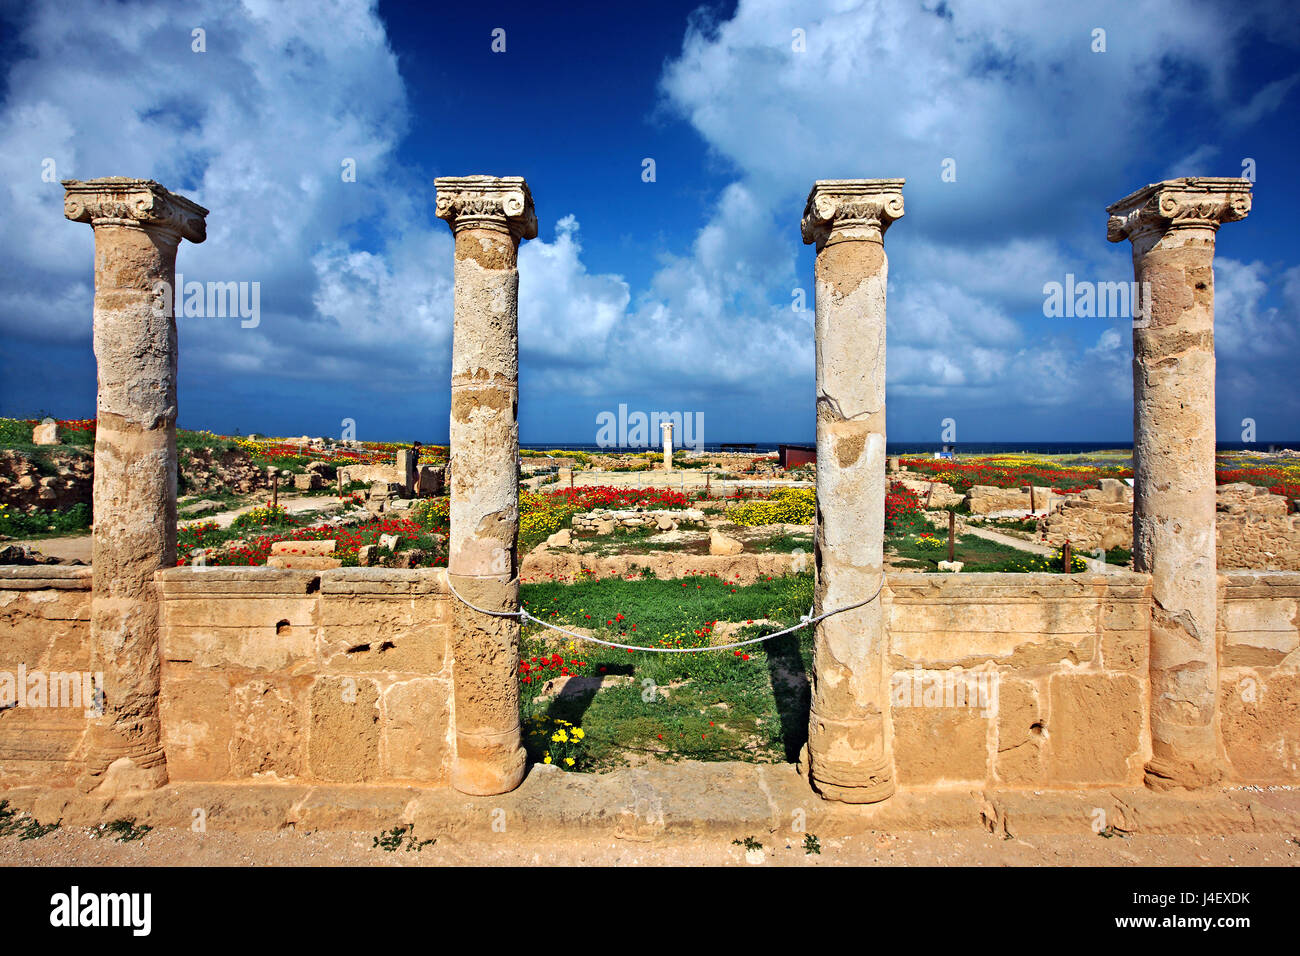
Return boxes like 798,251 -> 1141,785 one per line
963,525 -> 1056,555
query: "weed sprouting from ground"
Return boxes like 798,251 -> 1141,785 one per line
91,819 -> 152,843
373,824 -> 435,852
0,800 -> 60,840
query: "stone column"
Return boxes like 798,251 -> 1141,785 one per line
396,448 -> 418,497
63,178 -> 208,794
801,179 -> 904,804
660,421 -> 673,470
435,176 -> 536,796
1107,177 -> 1251,790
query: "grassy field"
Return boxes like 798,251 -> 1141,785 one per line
518,572 -> 814,771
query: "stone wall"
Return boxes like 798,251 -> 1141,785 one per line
1038,483 -> 1300,569
570,508 -> 706,533
4,566 -> 1298,793
885,572 -> 1151,789
0,449 -> 92,511
0,566 -> 93,787
1217,571 -> 1300,783
156,567 -> 454,785
1217,514 -> 1300,570
965,484 -> 1063,515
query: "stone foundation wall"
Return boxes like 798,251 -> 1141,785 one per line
0,449 -> 93,511
1038,499 -> 1133,551
964,485 -> 1064,515
0,566 -> 93,787
1216,571 -> 1300,782
4,566 -> 1297,793
885,572 -> 1151,790
1038,485 -> 1300,568
570,508 -> 706,533
155,567 -> 454,785
1217,514 -> 1300,571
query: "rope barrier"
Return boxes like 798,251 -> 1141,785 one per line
444,573 -> 885,654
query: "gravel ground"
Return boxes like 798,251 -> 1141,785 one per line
2,825 -> 1298,867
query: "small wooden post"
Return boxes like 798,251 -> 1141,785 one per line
272,472 -> 279,510
925,482 -> 934,509
1029,483 -> 1036,514
947,510 -> 955,563
1063,540 -> 1072,573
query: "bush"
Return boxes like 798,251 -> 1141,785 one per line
727,488 -> 816,526
411,497 -> 449,532
230,504 -> 294,531
0,502 -> 92,537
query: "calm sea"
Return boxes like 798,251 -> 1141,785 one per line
520,441 -> 1300,455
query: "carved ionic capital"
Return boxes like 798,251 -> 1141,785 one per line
1106,177 -> 1251,244
62,178 -> 208,243
802,179 -> 905,249
435,175 -> 537,241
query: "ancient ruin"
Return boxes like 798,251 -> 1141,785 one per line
1107,177 -> 1252,790
1,173 -> 1297,843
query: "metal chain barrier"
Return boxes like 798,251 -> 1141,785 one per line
444,573 -> 885,654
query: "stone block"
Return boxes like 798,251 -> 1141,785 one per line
1045,673 -> 1143,785
230,678 -> 307,779
308,676 -> 381,782
160,672 -> 233,781
995,678 -> 1044,785
381,678 -> 452,782
266,555 -> 342,570
893,704 -> 990,786
1218,671 -> 1300,784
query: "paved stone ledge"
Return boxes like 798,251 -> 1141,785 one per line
0,565 -> 92,590
3,762 -> 1297,839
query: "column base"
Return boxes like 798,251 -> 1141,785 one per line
452,729 -> 527,796
805,712 -> 895,803
1144,755 -> 1223,792
78,754 -> 168,797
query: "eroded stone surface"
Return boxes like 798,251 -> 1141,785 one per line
803,179 -> 904,804
1107,177 -> 1252,790
436,176 -> 534,796
63,178 -> 208,795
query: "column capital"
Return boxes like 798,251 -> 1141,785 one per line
62,178 -> 208,243
802,179 -> 905,250
435,175 -> 537,241
1106,176 -> 1251,244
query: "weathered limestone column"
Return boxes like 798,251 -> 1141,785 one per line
801,179 -> 904,803
435,176 -> 536,795
63,178 -> 208,794
660,421 -> 673,470
1107,177 -> 1251,790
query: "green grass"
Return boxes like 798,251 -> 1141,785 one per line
518,572 -> 815,772
0,502 -> 91,539
888,527 -> 1043,570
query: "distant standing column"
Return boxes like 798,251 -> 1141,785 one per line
63,178 -> 208,794
801,179 -> 904,804
1107,177 -> 1251,790
436,176 -> 537,796
661,421 -> 674,470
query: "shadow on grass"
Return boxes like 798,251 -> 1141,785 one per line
764,630 -> 810,762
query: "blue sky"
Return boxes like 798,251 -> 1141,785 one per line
1,0 -> 1297,445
